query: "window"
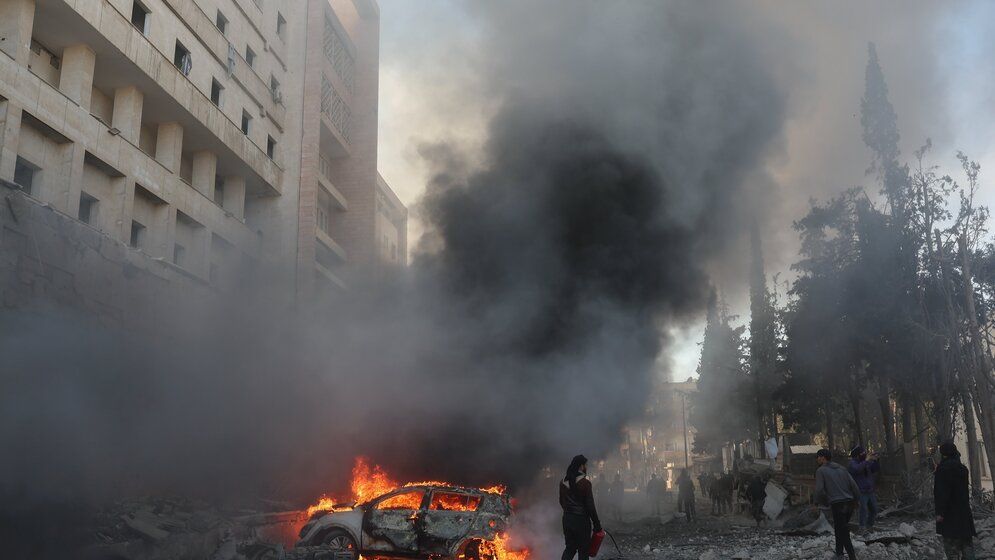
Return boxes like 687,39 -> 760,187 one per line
173,244 -> 186,266
240,110 -> 251,135
78,192 -> 98,225
266,135 -> 276,159
270,75 -> 281,103
14,156 -> 37,193
174,41 -> 191,76
210,78 -> 224,107
131,1 -> 150,35
215,10 -> 228,35
214,175 -> 225,206
276,12 -> 286,41
376,490 -> 424,511
316,205 -> 328,234
245,45 -> 256,68
429,492 -> 481,511
130,221 -> 146,249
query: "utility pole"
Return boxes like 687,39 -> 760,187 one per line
681,391 -> 690,469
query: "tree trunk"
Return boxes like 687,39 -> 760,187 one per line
849,387 -> 864,448
934,230 -> 958,444
827,409 -> 836,454
876,379 -> 897,453
963,389 -> 982,497
914,398 -> 928,456
958,234 -> 995,482
900,392 -> 914,448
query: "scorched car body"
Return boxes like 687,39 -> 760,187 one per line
297,483 -> 512,559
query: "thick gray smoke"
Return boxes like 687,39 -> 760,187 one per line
0,1 -> 800,556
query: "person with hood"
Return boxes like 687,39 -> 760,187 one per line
645,473 -> 664,516
934,441 -> 976,559
847,445 -> 880,532
677,469 -> 696,523
814,449 -> 860,559
559,455 -> 602,560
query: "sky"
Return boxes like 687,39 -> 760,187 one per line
375,1 -> 995,380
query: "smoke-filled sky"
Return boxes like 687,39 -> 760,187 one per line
377,0 -> 995,377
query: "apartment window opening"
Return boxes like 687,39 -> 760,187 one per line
270,75 -> 281,104
245,45 -> 256,68
266,135 -> 276,159
78,192 -> 98,225
210,78 -> 224,107
173,244 -> 186,266
276,13 -> 287,41
240,110 -> 251,135
130,221 -> 146,249
131,1 -> 150,35
14,157 -> 38,194
214,175 -> 225,206
174,41 -> 192,76
216,11 -> 228,35
316,206 -> 328,234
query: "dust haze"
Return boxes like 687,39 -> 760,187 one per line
3,0 -> 988,554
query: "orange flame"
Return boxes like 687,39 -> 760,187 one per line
305,457 -> 529,559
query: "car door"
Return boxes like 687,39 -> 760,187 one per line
418,490 -> 481,555
362,488 -> 426,555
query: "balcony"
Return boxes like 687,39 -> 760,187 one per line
34,0 -> 283,196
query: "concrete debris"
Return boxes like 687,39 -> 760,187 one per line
620,501 -> 995,560
761,481 -> 787,521
84,497 -> 305,560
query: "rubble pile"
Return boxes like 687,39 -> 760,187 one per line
85,497 -> 306,560
619,512 -> 995,560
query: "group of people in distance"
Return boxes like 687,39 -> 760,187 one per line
559,441 -> 979,560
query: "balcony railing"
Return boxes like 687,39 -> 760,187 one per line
321,75 -> 352,144
323,18 -> 355,94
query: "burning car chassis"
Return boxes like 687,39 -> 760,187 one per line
297,484 -> 513,559
82,459 -> 527,560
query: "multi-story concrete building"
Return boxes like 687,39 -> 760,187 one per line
0,0 -> 404,315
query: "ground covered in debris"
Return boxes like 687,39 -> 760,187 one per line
605,500 -> 995,560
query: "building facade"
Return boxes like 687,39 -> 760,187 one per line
594,378 -> 698,492
0,0 -> 403,315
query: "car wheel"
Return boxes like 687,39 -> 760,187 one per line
321,528 -> 359,559
461,539 -> 497,560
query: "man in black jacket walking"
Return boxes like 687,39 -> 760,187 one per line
559,455 -> 602,560
934,441 -> 976,560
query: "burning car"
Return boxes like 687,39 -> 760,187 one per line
297,483 -> 513,559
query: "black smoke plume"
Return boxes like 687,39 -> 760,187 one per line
0,2 -> 795,556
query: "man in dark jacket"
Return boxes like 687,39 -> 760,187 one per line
847,445 -> 880,532
677,469 -> 696,523
815,449 -> 860,559
934,441 -> 976,560
559,455 -> 602,560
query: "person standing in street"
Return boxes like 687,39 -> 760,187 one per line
608,473 -> 624,522
814,449 -> 860,559
677,469 -> 696,523
698,472 -> 712,499
847,446 -> 880,533
559,455 -> 602,560
645,473 -> 663,516
934,441 -> 976,560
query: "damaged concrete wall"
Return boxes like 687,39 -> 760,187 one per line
0,179 -> 213,329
